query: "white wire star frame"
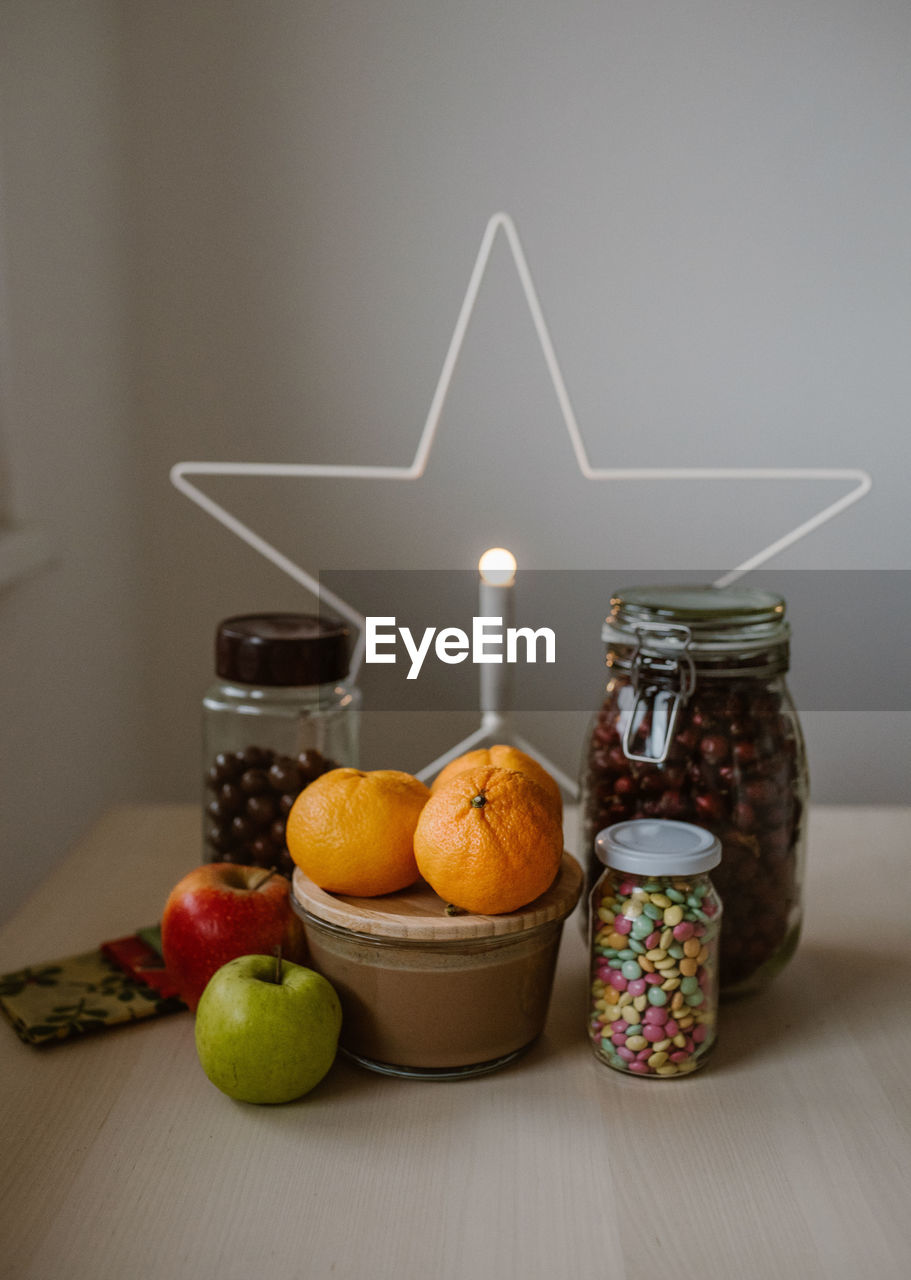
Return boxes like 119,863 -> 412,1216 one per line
171,211 -> 872,795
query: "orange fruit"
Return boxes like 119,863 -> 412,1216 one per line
431,744 -> 562,820
414,765 -> 564,915
286,767 -> 429,897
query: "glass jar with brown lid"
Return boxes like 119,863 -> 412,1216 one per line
202,613 -> 360,876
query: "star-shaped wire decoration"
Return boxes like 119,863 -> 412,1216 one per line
172,212 -> 872,791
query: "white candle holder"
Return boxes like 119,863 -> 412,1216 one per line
414,547 -> 580,799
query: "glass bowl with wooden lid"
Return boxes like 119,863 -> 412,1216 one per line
290,853 -> 583,1079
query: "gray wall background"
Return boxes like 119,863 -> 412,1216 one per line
2,1 -> 909,919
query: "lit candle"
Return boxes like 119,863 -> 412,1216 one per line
478,547 -> 517,728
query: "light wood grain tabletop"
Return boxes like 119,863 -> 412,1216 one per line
1,803 -> 909,1280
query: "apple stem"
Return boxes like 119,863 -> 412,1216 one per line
251,866 -> 279,892
273,944 -> 283,985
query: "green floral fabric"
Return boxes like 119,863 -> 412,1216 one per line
0,945 -> 185,1046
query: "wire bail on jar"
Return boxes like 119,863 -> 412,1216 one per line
621,622 -> 696,765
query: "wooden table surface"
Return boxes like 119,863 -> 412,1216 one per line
1,803 -> 909,1280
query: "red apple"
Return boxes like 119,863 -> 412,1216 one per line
161,864 -> 307,1011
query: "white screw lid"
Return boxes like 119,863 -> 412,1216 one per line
595,819 -> 721,876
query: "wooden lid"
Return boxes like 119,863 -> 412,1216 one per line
291,852 -> 583,942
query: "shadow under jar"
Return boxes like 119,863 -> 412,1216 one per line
580,585 -> 808,997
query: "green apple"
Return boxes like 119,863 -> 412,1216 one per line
194,955 -> 342,1104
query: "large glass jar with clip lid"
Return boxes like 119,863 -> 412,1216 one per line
580,585 -> 808,997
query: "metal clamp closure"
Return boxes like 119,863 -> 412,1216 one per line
621,622 -> 696,764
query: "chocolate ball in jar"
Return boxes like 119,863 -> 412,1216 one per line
204,747 -> 339,876
201,614 -> 360,876
580,585 -> 808,997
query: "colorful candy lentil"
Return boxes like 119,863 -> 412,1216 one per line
589,871 -> 721,1078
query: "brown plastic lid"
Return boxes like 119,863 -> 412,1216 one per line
215,613 -> 351,686
291,852 -> 583,942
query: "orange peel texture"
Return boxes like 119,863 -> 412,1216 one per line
414,765 -> 564,915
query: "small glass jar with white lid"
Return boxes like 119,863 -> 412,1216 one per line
589,819 -> 722,1078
